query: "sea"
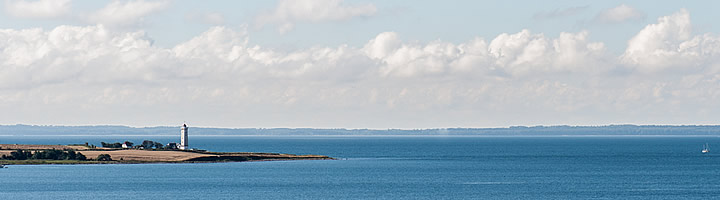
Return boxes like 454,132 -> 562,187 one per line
1,135 -> 719,199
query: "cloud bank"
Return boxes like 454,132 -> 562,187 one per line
1,9 -> 720,127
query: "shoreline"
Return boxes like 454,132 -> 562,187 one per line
0,157 -> 335,165
0,144 -> 334,165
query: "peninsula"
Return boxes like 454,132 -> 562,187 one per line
0,123 -> 333,165
0,144 -> 333,165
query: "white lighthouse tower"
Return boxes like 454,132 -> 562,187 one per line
180,123 -> 189,150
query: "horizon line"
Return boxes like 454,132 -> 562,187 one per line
3,123 -> 720,130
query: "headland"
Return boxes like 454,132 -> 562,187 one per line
0,144 -> 333,165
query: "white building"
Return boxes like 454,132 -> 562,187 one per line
121,141 -> 132,149
180,123 -> 189,150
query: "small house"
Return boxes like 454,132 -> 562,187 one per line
121,142 -> 133,149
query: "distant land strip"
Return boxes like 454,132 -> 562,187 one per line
0,144 -> 333,165
2,124 -> 720,136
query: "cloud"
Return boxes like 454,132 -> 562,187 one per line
0,24 -> 375,89
256,0 -> 377,33
0,25 -> 164,89
0,24 -> 612,91
3,24 -> 610,84
2,9 -> 720,127
362,29 -> 607,77
87,0 -> 170,28
593,4 -> 645,23
533,6 -> 588,20
622,9 -> 720,73
3,0 -> 72,19
0,24 -> 609,99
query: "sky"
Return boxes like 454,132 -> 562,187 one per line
2,0 -> 720,129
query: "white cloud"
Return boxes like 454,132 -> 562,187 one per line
256,0 -> 377,33
87,0 -> 170,28
363,32 -> 401,59
622,9 -> 720,72
3,0 -> 72,19
2,9 -> 720,128
0,25 -> 165,89
360,29 -> 607,77
594,4 -> 645,23
0,25 -> 611,94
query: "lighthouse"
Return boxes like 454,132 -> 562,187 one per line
180,123 -> 189,150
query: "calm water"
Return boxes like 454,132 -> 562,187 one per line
1,136 -> 720,199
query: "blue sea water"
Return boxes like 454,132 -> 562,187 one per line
1,136 -> 720,199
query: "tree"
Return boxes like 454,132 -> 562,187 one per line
10,149 -> 28,160
76,152 -> 87,160
154,142 -> 164,149
141,140 -> 155,149
96,154 -> 112,161
66,150 -> 77,160
2,149 -> 88,161
101,142 -> 123,148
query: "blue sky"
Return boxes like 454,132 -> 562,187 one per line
1,0 -> 720,128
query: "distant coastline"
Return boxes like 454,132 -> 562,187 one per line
2,124 -> 720,136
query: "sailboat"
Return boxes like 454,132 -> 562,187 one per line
702,143 -> 709,154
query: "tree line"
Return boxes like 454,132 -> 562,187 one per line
101,140 -> 169,149
1,149 -> 87,160
1,149 -> 115,161
100,141 -> 131,148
